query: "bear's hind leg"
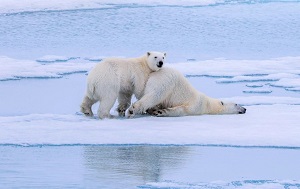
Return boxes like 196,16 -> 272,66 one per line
98,94 -> 118,119
152,105 -> 189,117
81,95 -> 97,117
146,104 -> 165,115
126,93 -> 159,118
117,92 -> 132,117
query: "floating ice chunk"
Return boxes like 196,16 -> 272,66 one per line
222,96 -> 300,106
243,89 -> 272,94
216,76 -> 277,83
186,74 -> 232,78
270,78 -> 300,88
36,55 -> 79,63
2,55 -> 300,83
0,56 -> 96,81
84,56 -> 106,62
215,73 -> 298,84
246,84 -> 264,88
286,87 -> 300,92
186,58 -> 196,62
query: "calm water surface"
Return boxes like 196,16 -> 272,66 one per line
1,2 -> 300,61
0,145 -> 300,188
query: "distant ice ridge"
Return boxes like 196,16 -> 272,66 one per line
36,55 -> 80,63
242,89 -> 272,94
172,57 -> 300,91
172,57 -> 300,77
1,56 -> 300,90
0,0 -> 225,14
222,96 -> 300,105
0,56 -> 96,81
139,180 -> 300,189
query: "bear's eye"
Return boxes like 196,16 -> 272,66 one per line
221,101 -> 224,105
154,56 -> 157,59
163,57 -> 165,59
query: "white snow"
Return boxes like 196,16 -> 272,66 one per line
0,104 -> 300,147
173,57 -> 300,77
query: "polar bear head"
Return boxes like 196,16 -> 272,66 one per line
218,101 -> 246,114
146,51 -> 166,71
208,99 -> 246,114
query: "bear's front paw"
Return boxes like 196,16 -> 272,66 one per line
117,105 -> 127,117
152,109 -> 167,117
125,106 -> 135,118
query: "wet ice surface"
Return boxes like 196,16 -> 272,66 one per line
1,0 -> 300,188
1,145 -> 300,189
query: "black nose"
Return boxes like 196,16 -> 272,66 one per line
158,61 -> 163,67
239,107 -> 246,114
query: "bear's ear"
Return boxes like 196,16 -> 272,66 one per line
147,52 -> 151,56
164,52 -> 167,56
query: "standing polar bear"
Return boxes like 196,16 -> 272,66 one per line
81,52 -> 166,119
127,67 -> 246,117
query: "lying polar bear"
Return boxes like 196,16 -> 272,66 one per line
81,52 -> 166,119
127,67 -> 246,117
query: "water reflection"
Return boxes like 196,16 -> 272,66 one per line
84,145 -> 190,184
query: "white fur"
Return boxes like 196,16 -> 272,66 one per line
127,67 -> 246,117
81,51 -> 166,119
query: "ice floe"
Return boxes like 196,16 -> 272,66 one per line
0,56 -> 95,81
1,104 -> 300,147
2,56 -> 300,90
36,55 -> 79,63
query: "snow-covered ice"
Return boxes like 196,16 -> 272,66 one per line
0,56 -> 94,81
1,104 -> 300,147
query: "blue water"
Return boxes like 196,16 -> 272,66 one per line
1,1 -> 300,61
1,145 -> 300,189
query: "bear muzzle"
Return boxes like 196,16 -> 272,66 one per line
157,61 -> 163,68
239,107 -> 246,114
